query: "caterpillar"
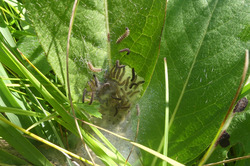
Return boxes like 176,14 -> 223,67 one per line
118,67 -> 125,81
83,60 -> 144,117
116,27 -> 130,44
131,68 -> 137,82
124,76 -> 131,91
93,74 -> 99,87
82,88 -> 87,103
119,48 -> 130,55
87,61 -> 102,72
116,60 -> 126,68
87,80 -> 96,105
217,131 -> 230,148
136,104 -> 140,116
107,32 -> 110,42
233,97 -> 248,113
89,91 -> 94,105
129,81 -> 145,89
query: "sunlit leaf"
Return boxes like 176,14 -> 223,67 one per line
138,0 -> 249,164
25,0 -> 107,102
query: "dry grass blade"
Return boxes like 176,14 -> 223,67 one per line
204,155 -> 250,166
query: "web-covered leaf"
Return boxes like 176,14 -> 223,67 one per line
25,0 -> 166,102
25,0 -> 107,102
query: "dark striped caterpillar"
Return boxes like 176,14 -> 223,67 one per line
116,27 -> 130,44
83,60 -> 144,116
119,48 -> 130,55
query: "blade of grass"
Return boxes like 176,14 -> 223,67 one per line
0,114 -> 53,165
0,105 -> 44,117
0,149 -> 28,165
16,49 -> 69,105
24,86 -> 71,165
239,83 -> 250,99
0,115 -> 95,165
163,57 -> 169,166
26,113 -> 57,131
80,119 -> 185,166
0,11 -> 16,47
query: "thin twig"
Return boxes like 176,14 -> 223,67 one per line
204,155 -> 250,166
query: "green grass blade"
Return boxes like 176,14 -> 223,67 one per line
163,57 -> 169,166
0,105 -> 44,117
0,149 -> 28,165
0,114 -> 53,165
0,12 -> 16,47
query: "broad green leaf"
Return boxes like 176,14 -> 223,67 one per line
138,0 -> 249,165
11,0 -> 250,165
108,0 -> 166,93
136,57 -> 166,164
1,1 -> 132,165
25,0 -> 107,102
25,0 -> 167,165
25,0 -> 166,102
